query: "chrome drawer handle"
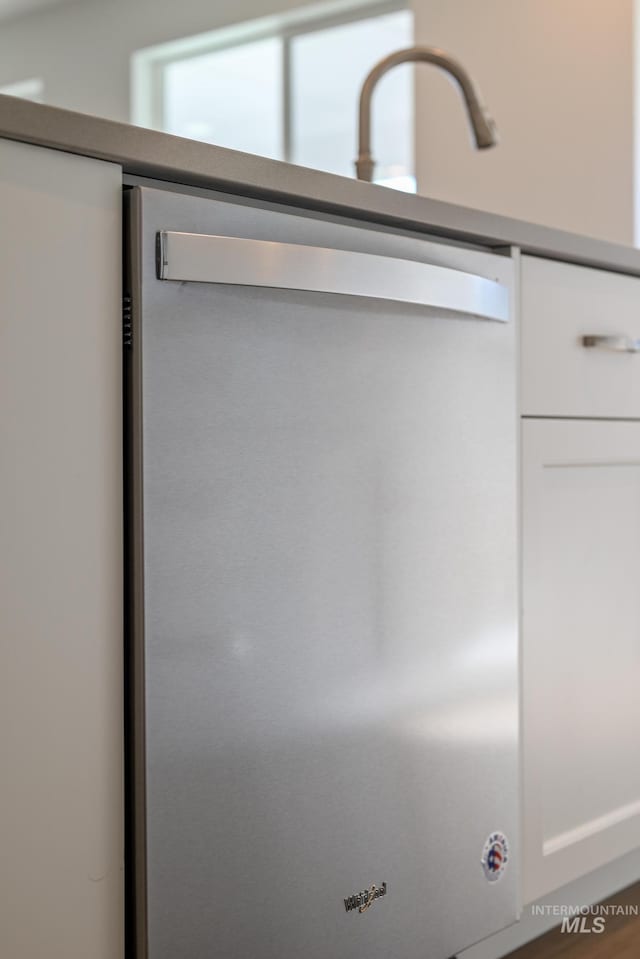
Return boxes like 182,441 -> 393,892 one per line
581,334 -> 640,353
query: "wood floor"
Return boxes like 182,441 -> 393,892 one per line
504,882 -> 640,959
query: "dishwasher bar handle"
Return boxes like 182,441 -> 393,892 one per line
157,231 -> 509,323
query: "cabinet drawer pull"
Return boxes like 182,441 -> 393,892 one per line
581,334 -> 640,353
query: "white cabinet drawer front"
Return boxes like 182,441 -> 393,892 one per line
522,419 -> 640,902
522,256 -> 640,418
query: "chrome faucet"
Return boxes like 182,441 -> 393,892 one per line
355,46 -> 498,182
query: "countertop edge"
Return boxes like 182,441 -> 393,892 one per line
2,94 -> 640,277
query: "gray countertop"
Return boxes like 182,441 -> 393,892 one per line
2,93 -> 640,277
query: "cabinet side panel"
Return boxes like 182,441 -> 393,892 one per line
0,139 -> 123,959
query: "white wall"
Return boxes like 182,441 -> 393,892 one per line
412,0 -> 635,244
0,0 -> 637,243
0,0 -> 323,121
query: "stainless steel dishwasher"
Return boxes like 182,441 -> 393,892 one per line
126,184 -> 519,959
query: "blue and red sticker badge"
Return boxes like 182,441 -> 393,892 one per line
481,832 -> 509,882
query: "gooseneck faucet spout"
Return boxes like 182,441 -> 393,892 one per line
355,46 -> 498,183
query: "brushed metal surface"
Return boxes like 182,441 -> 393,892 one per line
582,334 -> 640,353
157,230 -> 509,321
129,186 -> 519,959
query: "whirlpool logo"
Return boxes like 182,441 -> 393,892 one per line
344,882 -> 388,914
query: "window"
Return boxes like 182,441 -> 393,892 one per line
134,5 -> 414,190
164,37 -> 283,161
290,12 -> 413,186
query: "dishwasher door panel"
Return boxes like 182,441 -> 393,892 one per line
127,186 -> 519,959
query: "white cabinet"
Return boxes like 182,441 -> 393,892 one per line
0,139 -> 123,958
522,333 -> 640,899
521,256 -> 640,419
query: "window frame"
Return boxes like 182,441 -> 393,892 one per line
132,0 -> 411,167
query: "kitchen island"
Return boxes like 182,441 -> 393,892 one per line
1,95 -> 639,959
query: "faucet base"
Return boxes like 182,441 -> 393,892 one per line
355,156 -> 374,182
